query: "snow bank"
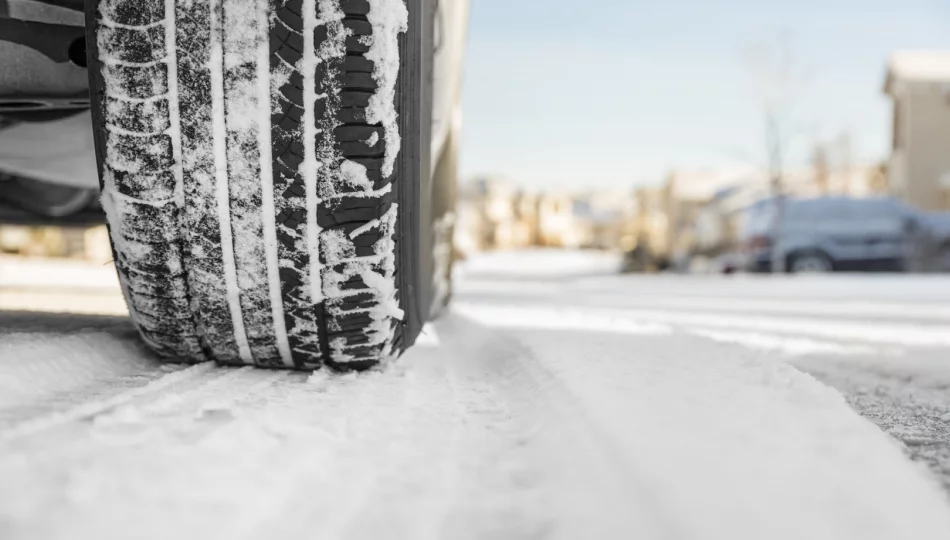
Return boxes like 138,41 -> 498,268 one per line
0,257 -> 126,314
456,301 -> 950,347
499,320 -> 950,539
0,326 -> 164,413
0,257 -> 120,291
3,311 -> 950,538
5,249 -> 950,538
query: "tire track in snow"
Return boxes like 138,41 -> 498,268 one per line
3,310 -> 950,538
0,334 -> 279,448
0,315 -> 655,539
431,315 -> 662,539
0,324 -> 163,425
250,313 -> 661,539
248,364 -> 418,537
481,319 -> 950,539
94,366 -> 288,421
0,363 -> 218,444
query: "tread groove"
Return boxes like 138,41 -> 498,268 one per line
270,0 -> 325,368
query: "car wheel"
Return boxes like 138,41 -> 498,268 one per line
788,251 -> 833,274
85,0 -> 440,370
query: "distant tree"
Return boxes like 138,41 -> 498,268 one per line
744,33 -> 806,273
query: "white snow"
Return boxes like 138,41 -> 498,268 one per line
321,204 -> 404,362
364,0 -> 408,178
687,328 -> 878,357
498,323 -> 950,539
0,256 -> 126,315
457,302 -> 950,347
0,256 -> 119,291
455,303 -> 674,336
305,368 -> 331,389
414,323 -> 440,347
98,17 -> 166,31
4,250 -> 950,538
334,159 -> 393,198
0,290 -> 128,316
348,217 -> 380,239
456,248 -> 624,279
0,329 -> 156,410
613,295 -> 950,321
1,357 -> 211,443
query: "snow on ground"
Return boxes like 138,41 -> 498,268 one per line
2,250 -> 950,539
0,256 -> 126,315
0,312 -> 154,413
0,256 -> 120,291
456,248 -> 623,279
793,349 -> 950,493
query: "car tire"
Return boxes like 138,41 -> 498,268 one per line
787,250 -> 833,274
85,0 -> 438,370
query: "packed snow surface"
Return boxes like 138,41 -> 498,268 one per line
3,250 -> 950,539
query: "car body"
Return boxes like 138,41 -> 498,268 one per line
740,196 -> 928,273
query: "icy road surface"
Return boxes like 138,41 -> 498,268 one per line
2,250 -> 950,539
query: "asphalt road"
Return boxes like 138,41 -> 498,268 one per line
2,250 -> 950,539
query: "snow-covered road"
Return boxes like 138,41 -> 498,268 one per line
2,250 -> 950,539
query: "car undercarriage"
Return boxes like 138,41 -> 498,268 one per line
1,0 -> 101,225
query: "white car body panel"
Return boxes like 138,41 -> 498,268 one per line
430,0 -> 469,168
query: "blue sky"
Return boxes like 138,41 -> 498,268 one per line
458,0 -> 950,189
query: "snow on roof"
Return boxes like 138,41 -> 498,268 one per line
885,51 -> 950,94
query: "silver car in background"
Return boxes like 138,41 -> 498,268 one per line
741,196 -> 944,273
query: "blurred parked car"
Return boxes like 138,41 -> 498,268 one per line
919,212 -> 950,272
741,196 -> 934,273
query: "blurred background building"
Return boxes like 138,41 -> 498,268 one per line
0,224 -> 110,262
884,51 -> 950,212
452,49 -> 950,274
455,177 -> 632,256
